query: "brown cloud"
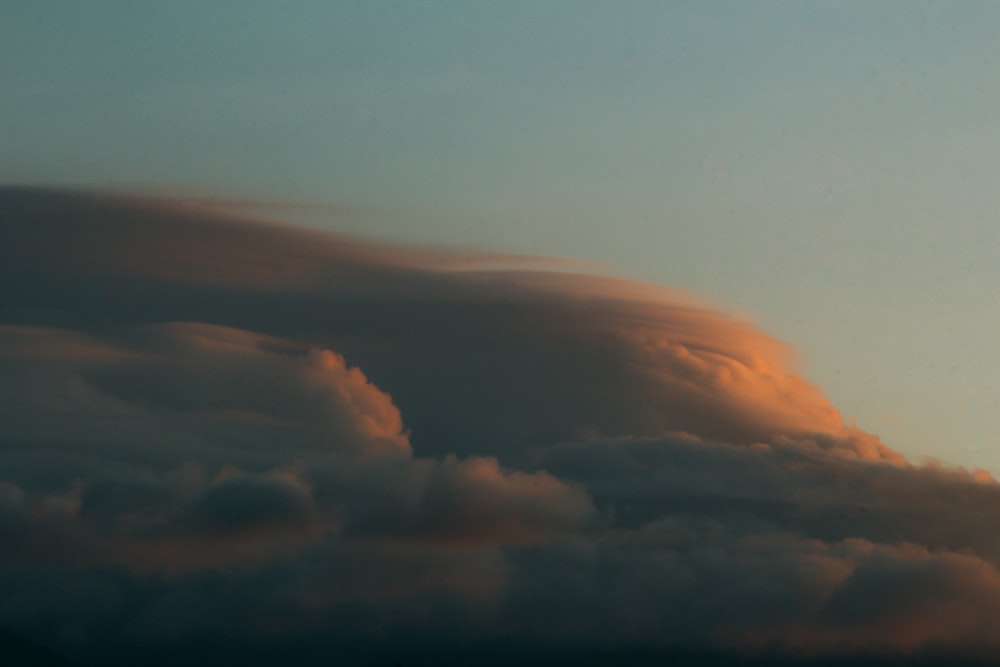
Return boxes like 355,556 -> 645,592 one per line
0,318 -> 592,581
0,187 -> 901,463
2,187 -> 999,666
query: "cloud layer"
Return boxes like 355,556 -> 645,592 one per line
1,187 -> 998,666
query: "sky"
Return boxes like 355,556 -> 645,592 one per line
5,2 -> 1000,665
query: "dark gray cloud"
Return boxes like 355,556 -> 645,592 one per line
1,187 -> 999,666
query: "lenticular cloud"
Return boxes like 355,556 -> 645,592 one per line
1,187 -> 999,666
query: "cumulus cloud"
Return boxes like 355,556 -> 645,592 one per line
0,319 -> 589,577
0,187 -> 998,666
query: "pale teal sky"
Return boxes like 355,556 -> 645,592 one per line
5,1 -> 1000,470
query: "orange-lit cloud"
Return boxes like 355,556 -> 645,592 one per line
1,187 -> 998,666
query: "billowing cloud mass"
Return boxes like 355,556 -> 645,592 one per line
1,187 -> 999,666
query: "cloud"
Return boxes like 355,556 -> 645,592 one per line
340,454 -> 593,547
0,319 -> 590,578
523,436 -> 1000,655
1,186 -> 998,665
0,187 -> 897,463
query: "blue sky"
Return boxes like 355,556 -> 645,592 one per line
5,1 -> 1000,470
